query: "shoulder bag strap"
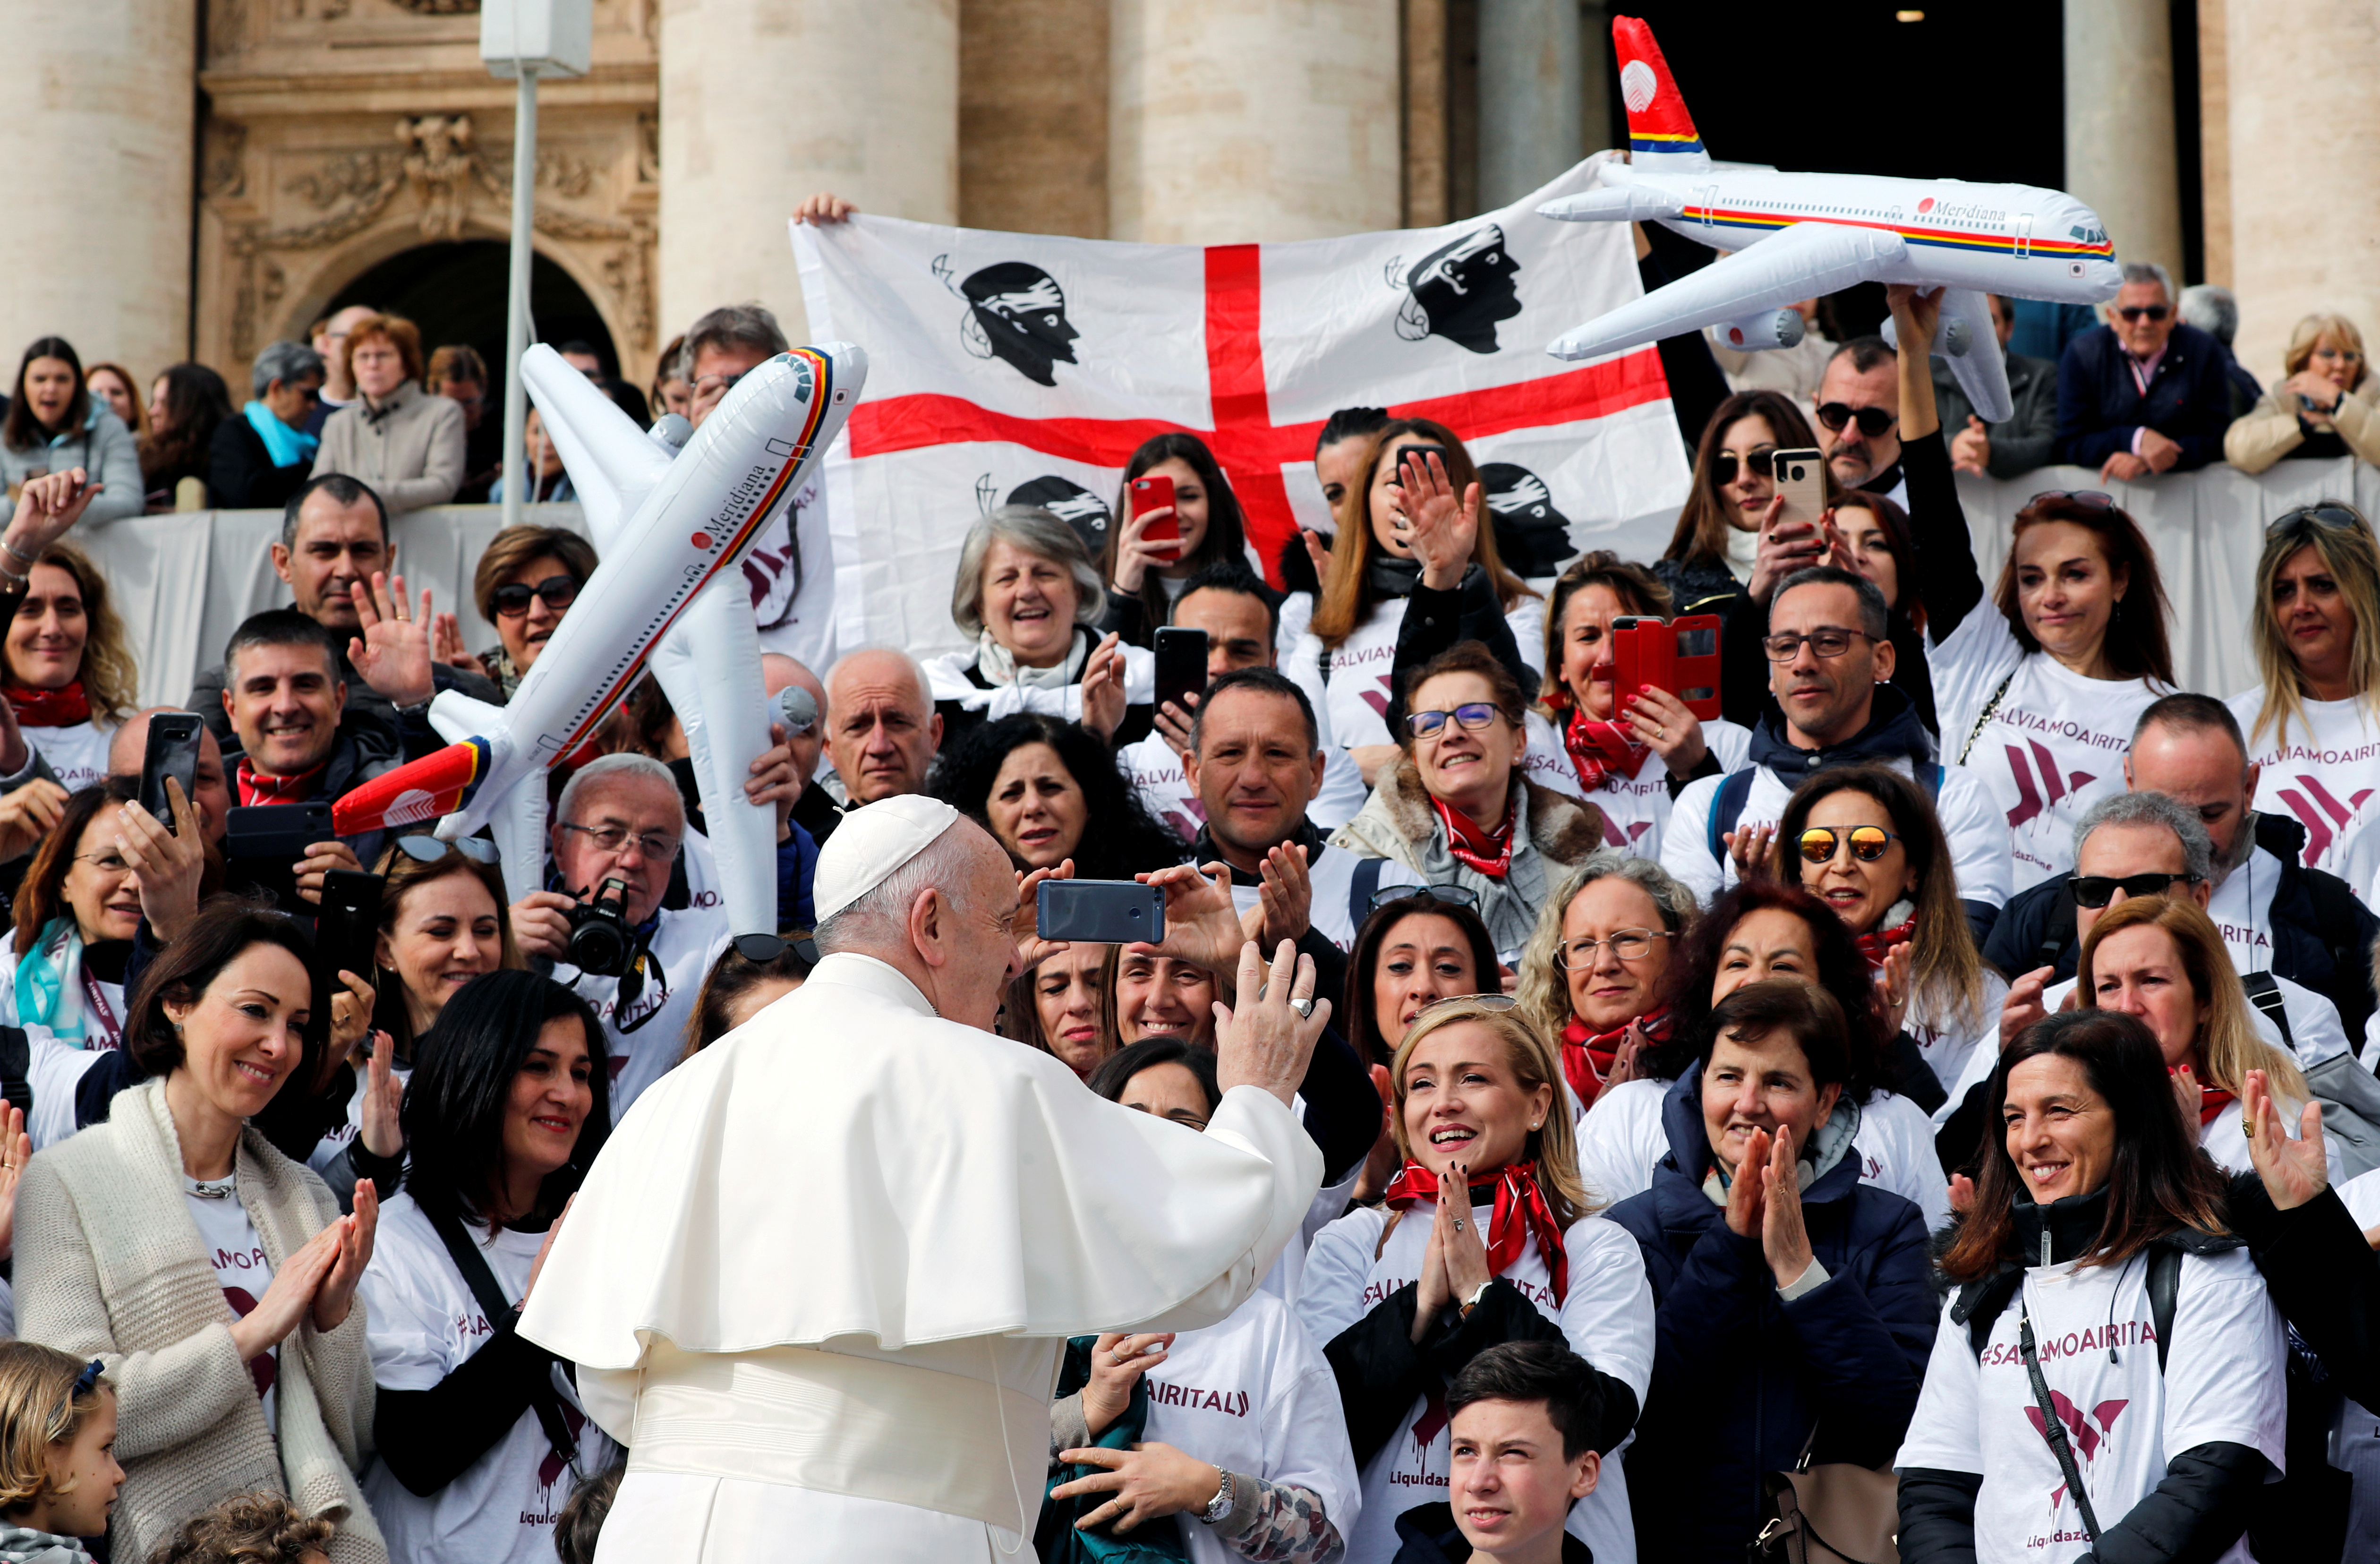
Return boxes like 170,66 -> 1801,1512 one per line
1706,767 -> 1758,862
1348,855 -> 1386,933
424,1205 -> 584,1483
1956,669 -> 2019,767
2148,1246 -> 2182,1375
2019,1297 -> 2102,1541
2238,971 -> 2295,1051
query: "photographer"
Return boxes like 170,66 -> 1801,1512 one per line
508,754 -> 730,1118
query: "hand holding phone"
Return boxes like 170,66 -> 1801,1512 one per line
1152,627 -> 1208,726
1037,880 -> 1165,944
1131,475 -> 1180,563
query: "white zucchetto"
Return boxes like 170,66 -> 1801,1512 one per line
810,794 -> 961,923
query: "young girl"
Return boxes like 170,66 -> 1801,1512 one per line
0,1342 -> 124,1563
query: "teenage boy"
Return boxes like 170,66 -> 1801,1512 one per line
1391,1342 -> 1606,1564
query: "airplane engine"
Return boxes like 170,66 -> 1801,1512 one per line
1882,309 -> 1974,358
1714,309 -> 1805,352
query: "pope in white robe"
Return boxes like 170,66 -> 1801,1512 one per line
519,796 -> 1330,1561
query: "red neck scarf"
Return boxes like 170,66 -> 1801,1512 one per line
1854,916 -> 1916,971
2170,1066 -> 2235,1127
1562,704 -> 1651,791
235,758 -> 326,807
1560,1006 -> 1672,1111
1382,1159 -> 1568,1306
1430,793 -> 1518,879
4,680 -> 89,728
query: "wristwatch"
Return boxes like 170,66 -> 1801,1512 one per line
1200,1468 -> 1235,1526
1459,1280 -> 1493,1318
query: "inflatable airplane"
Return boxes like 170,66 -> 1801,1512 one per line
1541,16 -> 2122,421
333,341 -> 864,954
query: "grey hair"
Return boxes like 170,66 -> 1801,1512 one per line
685,303 -> 789,364
1515,848 -> 1699,1043
950,505 -> 1106,639
555,752 -> 684,832
2072,790 -> 2214,885
251,339 -> 325,399
825,644 -> 933,716
2120,260 -> 2175,302
2177,284 -> 2237,346
812,826 -> 982,956
1774,564 -> 1889,640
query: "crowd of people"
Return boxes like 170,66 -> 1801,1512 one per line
0,202 -> 2366,1564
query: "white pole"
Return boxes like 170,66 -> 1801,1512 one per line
500,63 -> 540,529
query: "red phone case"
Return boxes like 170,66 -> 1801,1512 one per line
1611,615 -> 1723,720
1133,476 -> 1180,562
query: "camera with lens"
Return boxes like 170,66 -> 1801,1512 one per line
564,877 -> 634,975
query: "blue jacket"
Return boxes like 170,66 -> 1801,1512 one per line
1603,1069 -> 1936,1564
2054,321 -> 2235,470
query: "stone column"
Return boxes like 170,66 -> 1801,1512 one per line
2222,0 -> 2380,383
1476,0 -> 1582,211
1108,0 -> 1401,243
0,1 -> 196,376
658,0 -> 959,344
2064,0 -> 2184,290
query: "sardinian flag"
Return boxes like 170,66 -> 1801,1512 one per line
793,154 -> 1689,657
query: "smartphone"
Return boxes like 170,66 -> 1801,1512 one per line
138,713 -> 203,835
1037,880 -> 1166,945
1132,475 -> 1180,562
1610,614 -> 1725,720
1152,626 -> 1208,719
223,801 -> 336,862
1770,446 -> 1827,537
314,869 -> 385,991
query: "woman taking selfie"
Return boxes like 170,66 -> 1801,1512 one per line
16,900 -> 383,1563
1651,390 -> 1828,620
360,969 -> 618,1564
1298,996 -> 1650,1564
1101,432 -> 1255,647
1896,1008 -> 2289,1564
1514,851 -> 1698,1117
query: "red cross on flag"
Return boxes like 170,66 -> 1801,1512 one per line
793,154 -> 1690,657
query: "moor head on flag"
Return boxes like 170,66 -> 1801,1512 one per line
989,473 -> 1112,557
934,254 -> 1082,387
1481,462 -> 1574,578
1389,223 -> 1524,355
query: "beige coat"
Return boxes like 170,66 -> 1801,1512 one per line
2223,377 -> 2380,473
311,378 -> 466,513
15,1078 -> 385,1564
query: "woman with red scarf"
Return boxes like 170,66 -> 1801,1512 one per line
1515,851 -> 1698,1116
1332,643 -> 1603,959
1771,764 -> 2003,1118
1518,554 -> 1751,861
2,542 -> 133,792
1297,997 -> 1653,1564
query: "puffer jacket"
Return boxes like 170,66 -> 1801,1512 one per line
1604,1068 -> 1936,1564
0,404 -> 142,529
1330,755 -> 1602,953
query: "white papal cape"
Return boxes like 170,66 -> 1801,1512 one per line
519,952 -> 1325,1562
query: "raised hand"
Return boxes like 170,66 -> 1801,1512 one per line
358,1031 -> 403,1160
1411,1192 -> 1452,1341
348,572 -> 437,707
1254,842 -> 1313,949
1211,939 -> 1327,1108
1078,1332 -> 1174,1438
312,1178 -> 379,1332
229,1225 -> 342,1362
1437,1159 -> 1494,1305
1723,822 -> 1777,884
2242,1068 -> 2329,1211
1950,415 -> 1993,476
0,1103 -> 30,1260
116,779 -> 205,941
1398,449 -> 1481,591
1014,859 -> 1075,969
2000,965 -> 2055,1050
1876,942 -> 1915,1036
10,468 -> 102,551
1079,632 -> 1127,743
0,778 -> 69,863
430,611 -> 489,676
2171,1063 -> 2204,1126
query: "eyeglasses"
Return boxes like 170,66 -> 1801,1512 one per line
2068,871 -> 2201,909
1416,993 -> 1518,1017
1815,402 -> 1896,437
491,574 -> 580,618
1796,825 -> 1899,863
2026,488 -> 2115,512
394,835 -> 500,866
2116,306 -> 2170,322
1554,928 -> 1673,968
2265,503 -> 2366,539
1371,883 -> 1482,911
1406,703 -> 1504,739
1759,628 -> 1874,662
1709,447 -> 1776,486
694,370 -> 748,399
559,821 -> 682,862
72,851 -> 133,876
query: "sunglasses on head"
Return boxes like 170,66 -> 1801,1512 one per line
1796,825 -> 1898,864
1710,447 -> 1776,487
1405,703 -> 1503,740
1815,402 -> 1895,438
2265,503 -> 2366,539
1416,992 -> 1518,1017
1371,882 -> 1481,911
2025,488 -> 2115,513
2117,305 -> 2170,322
491,574 -> 580,618
2068,871 -> 2200,909
394,835 -> 500,867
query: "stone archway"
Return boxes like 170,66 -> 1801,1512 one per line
324,239 -> 624,413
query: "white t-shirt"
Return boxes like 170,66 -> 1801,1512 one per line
1286,593 -> 1545,756
1930,609 -> 2169,894
1576,1077 -> 1953,1231
2228,688 -> 2380,882
1659,755 -> 2013,911
1117,726 -> 1370,842
1909,969 -> 2010,1117
1297,1202 -> 1654,1564
1137,1291 -> 1362,1564
1893,1248 -> 2288,1564
1226,851 -> 1421,955
360,1192 -> 620,1564
24,719 -> 113,793
1521,711 -> 1753,861
186,1177 -> 277,1430
552,903 -> 733,1120
1258,1164 -> 1363,1306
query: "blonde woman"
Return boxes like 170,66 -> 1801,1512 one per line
2224,312 -> 2380,472
1296,996 -> 1653,1564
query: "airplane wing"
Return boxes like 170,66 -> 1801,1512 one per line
518,345 -> 675,543
1547,220 -> 1906,361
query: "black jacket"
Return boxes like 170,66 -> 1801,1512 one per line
1391,1503 -> 1595,1564
206,415 -> 316,512
2054,322 -> 2235,471
1605,1069 -> 1936,1564
1382,561 -> 1537,738
1931,352 -> 2059,478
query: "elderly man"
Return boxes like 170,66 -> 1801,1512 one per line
2054,260 -> 2235,480
1813,338 -> 1905,506
1936,295 -> 2058,478
520,796 -> 1327,1561
825,646 -> 942,808
510,752 -> 732,1115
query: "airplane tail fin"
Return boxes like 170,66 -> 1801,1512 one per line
331,737 -> 492,837
1612,17 -> 1709,171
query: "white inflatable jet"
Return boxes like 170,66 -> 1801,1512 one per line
333,341 -> 864,954
1541,15 -> 2123,422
